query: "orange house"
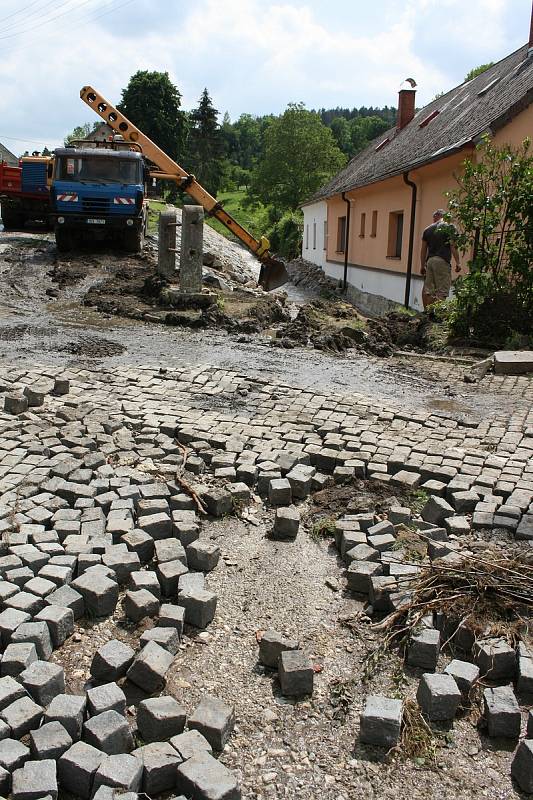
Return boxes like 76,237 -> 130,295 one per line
302,37 -> 533,313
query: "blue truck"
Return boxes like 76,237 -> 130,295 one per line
50,144 -> 148,252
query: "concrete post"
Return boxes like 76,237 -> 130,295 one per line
180,205 -> 204,293
158,208 -> 177,280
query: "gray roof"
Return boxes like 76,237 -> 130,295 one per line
0,142 -> 18,166
310,45 -> 533,202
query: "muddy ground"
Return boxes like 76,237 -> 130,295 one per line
1,229 -> 532,800
0,230 -> 515,423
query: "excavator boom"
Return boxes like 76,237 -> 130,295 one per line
79,86 -> 288,291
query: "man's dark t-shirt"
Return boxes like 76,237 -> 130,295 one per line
422,221 -> 455,263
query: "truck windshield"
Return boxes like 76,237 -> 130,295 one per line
56,156 -> 141,184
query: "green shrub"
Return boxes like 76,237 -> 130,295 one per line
446,137 -> 533,341
267,211 -> 303,260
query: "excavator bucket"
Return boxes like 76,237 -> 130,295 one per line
258,256 -> 289,291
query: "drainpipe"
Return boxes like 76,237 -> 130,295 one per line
341,191 -> 351,291
403,171 -> 417,308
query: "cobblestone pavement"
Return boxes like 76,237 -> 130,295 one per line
0,352 -> 532,800
3,361 -> 531,501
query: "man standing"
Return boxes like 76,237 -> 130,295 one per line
420,209 -> 461,309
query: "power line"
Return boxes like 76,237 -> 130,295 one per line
0,0 -> 68,34
0,0 -> 97,40
0,0 -> 47,26
0,133 -> 61,147
0,0 -> 137,55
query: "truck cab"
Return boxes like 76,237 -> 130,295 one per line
51,145 -> 147,252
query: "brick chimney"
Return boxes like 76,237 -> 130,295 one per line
397,78 -> 417,130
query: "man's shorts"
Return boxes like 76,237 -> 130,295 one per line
424,256 -> 451,299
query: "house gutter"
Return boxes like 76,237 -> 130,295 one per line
341,191 -> 351,291
402,171 -> 417,308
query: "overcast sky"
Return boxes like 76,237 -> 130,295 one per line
0,0 -> 530,154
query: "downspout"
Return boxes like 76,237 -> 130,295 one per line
403,171 -> 417,308
341,191 -> 351,291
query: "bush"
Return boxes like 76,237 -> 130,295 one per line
446,137 -> 533,342
267,211 -> 303,260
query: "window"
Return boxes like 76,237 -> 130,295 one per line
313,221 -> 317,249
337,216 -> 347,252
323,220 -> 327,250
387,211 -> 404,258
359,212 -> 366,237
305,224 -> 309,249
56,155 -> 141,184
371,210 -> 378,237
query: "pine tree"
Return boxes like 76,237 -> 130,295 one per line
185,88 -> 224,195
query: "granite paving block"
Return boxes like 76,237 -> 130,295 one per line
188,695 -> 235,751
91,640 -> 135,683
11,758 -> 57,800
126,642 -> 174,693
360,695 -> 402,748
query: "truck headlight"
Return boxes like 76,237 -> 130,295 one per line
126,219 -> 134,226
58,217 -> 65,224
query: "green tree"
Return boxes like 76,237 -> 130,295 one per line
464,63 -> 494,82
358,115 -> 389,141
233,113 -> 263,170
185,88 -> 224,195
250,103 -> 346,211
118,70 -> 187,161
329,116 -> 352,156
64,121 -> 101,146
445,137 -> 533,340
220,111 -> 239,164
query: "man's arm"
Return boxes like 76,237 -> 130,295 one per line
451,242 -> 461,273
420,240 -> 428,275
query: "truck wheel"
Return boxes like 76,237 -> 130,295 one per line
1,207 -> 24,230
123,226 -> 144,254
55,228 -> 73,252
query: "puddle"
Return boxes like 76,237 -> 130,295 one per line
428,398 -> 472,413
47,299 -> 135,331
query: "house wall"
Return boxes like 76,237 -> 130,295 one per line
0,143 -> 18,167
492,104 -> 533,149
301,201 -> 328,268
323,149 -> 472,311
302,105 -> 532,314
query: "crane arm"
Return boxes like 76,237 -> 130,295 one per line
80,86 -> 287,290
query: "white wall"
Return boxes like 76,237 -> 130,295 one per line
302,199 -> 427,311
324,260 -> 425,312
302,201 -> 328,269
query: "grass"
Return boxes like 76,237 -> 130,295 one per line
398,699 -> 440,766
392,526 -> 427,561
147,199 -> 168,234
408,488 -> 429,514
147,190 -> 270,244
203,190 -> 269,241
309,515 -> 337,542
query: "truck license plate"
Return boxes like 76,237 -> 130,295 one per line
87,218 -> 105,224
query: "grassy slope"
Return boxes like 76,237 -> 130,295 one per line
204,190 -> 269,242
148,191 -> 268,243
147,199 -> 167,234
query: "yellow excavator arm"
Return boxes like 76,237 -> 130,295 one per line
79,86 -> 287,290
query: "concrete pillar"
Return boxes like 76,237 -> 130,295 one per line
180,205 -> 204,293
158,208 -> 177,280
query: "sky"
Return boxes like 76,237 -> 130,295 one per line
0,0 -> 530,155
